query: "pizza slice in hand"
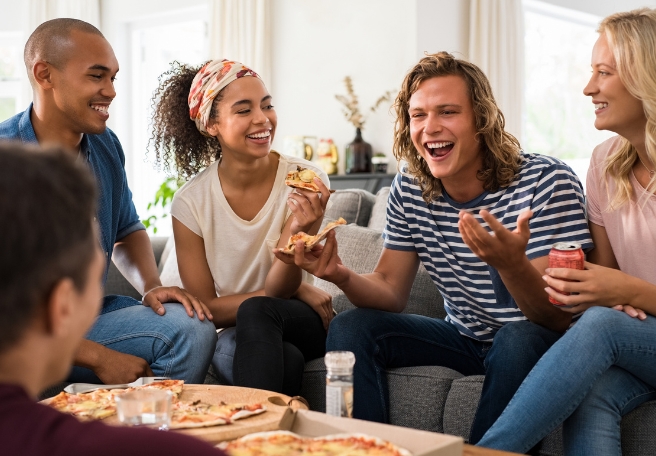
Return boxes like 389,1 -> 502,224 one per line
280,217 -> 347,254
285,166 -> 335,193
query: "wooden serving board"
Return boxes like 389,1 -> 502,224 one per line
103,385 -> 300,444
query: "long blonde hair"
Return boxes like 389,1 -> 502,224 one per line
599,9 -> 656,208
392,52 -> 521,204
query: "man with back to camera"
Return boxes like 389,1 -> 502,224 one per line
0,143 -> 227,456
0,18 -> 217,385
276,52 -> 594,444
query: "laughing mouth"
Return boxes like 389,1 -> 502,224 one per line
90,104 -> 109,114
595,102 -> 608,110
247,131 -> 271,140
425,141 -> 454,157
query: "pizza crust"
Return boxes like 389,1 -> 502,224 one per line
280,218 -> 347,254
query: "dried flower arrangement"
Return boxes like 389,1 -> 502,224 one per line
335,76 -> 394,130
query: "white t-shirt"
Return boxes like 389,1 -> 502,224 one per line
170,153 -> 329,297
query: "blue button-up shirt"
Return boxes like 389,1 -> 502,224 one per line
0,105 -> 145,311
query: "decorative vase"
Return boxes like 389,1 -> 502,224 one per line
345,128 -> 372,174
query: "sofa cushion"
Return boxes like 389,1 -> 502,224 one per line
324,189 -> 375,226
301,359 -> 462,435
368,186 -> 390,231
314,222 -> 444,318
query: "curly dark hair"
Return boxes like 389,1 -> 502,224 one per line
149,61 -> 224,179
393,52 -> 522,203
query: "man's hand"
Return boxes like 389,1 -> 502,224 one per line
294,283 -> 334,330
93,349 -> 154,384
544,262 -> 641,315
458,209 -> 533,272
274,230 -> 347,285
142,285 -> 213,321
288,178 -> 331,234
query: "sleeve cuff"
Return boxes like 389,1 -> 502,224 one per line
116,221 -> 146,241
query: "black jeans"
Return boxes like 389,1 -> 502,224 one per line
233,296 -> 327,396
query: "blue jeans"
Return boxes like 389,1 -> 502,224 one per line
68,296 -> 218,384
478,306 -> 656,456
326,308 -> 560,442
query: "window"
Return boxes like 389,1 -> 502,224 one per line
0,32 -> 24,123
523,0 -> 614,189
128,9 -> 208,235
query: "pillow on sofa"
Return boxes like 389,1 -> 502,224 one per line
368,186 -> 390,231
313,222 -> 445,319
324,189 -> 375,226
159,240 -> 184,288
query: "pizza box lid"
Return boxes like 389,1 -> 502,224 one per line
278,409 -> 463,456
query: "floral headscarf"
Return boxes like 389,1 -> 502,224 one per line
188,59 -> 261,137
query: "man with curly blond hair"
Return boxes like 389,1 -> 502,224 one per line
277,52 -> 592,444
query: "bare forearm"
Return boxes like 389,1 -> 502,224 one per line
498,256 -> 571,332
205,289 -> 266,327
627,277 -> 656,315
331,267 -> 407,312
113,230 -> 161,294
264,260 -> 302,299
73,339 -> 106,371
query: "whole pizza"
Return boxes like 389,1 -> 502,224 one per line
218,430 -> 412,456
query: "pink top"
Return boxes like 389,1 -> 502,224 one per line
586,136 -> 656,286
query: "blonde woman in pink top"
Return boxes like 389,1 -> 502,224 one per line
478,8 -> 656,455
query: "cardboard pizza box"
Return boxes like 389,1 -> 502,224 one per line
277,409 -> 463,456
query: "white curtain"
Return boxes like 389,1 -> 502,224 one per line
469,0 -> 524,141
28,0 -> 100,32
209,0 -> 271,84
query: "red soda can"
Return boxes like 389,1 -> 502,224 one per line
548,242 -> 584,306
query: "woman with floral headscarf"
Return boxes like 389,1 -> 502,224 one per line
150,60 -> 332,395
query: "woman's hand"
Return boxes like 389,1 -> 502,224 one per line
288,178 -> 331,234
294,283 -> 334,330
543,262 -> 638,314
612,304 -> 647,320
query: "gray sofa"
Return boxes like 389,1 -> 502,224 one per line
106,188 -> 656,456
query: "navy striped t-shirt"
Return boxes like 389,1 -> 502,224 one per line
383,153 -> 593,342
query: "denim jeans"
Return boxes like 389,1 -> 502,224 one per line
68,297 -> 218,384
325,308 -> 561,442
232,297 -> 327,396
478,306 -> 656,456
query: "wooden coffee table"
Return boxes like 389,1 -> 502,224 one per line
115,384 -> 522,455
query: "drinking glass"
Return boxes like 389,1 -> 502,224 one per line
115,389 -> 172,430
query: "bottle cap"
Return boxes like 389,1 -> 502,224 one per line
324,351 -> 355,370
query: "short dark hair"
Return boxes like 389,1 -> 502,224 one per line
0,142 -> 98,351
24,18 -> 104,86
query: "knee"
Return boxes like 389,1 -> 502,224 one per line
326,308 -> 377,352
489,321 -> 560,367
161,304 -> 217,349
236,296 -> 277,323
578,306 -> 622,329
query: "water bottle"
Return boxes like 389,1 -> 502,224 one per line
324,351 -> 355,418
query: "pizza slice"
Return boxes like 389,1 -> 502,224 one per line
285,166 -> 334,193
169,400 -> 266,429
280,217 -> 347,254
46,389 -> 117,420
126,379 -> 185,399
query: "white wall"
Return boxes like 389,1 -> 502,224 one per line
270,0 -> 417,173
0,1 -> 26,32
